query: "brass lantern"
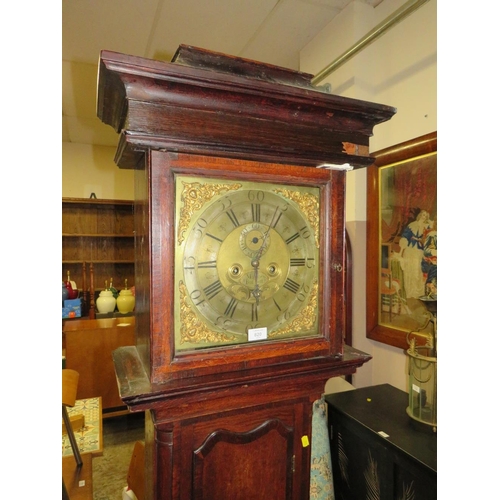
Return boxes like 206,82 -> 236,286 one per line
406,296 -> 437,432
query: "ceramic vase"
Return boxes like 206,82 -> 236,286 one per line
117,288 -> 135,314
65,271 -> 79,299
62,282 -> 69,305
96,289 -> 116,314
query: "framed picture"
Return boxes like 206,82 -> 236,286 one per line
366,132 -> 437,349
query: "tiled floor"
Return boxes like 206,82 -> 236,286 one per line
92,412 -> 145,500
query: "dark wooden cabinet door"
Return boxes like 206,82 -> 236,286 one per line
393,456 -> 437,500
330,419 -> 394,500
192,418 -> 293,500
150,400 -> 312,500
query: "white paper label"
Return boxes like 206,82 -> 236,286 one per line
248,327 -> 268,341
412,384 -> 421,393
378,431 -> 389,438
316,163 -> 353,171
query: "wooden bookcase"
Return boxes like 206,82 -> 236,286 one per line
62,198 -> 135,294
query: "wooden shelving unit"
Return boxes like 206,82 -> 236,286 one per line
62,198 -> 135,293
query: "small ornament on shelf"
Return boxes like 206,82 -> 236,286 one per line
62,282 -> 69,305
63,272 -> 82,319
96,280 -> 117,314
65,271 -> 79,299
117,279 -> 135,314
109,277 -> 119,299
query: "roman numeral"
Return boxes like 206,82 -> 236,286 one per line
251,204 -> 261,222
286,232 -> 300,244
203,280 -> 223,300
273,298 -> 282,311
226,209 -> 240,227
283,278 -> 300,294
224,298 -> 238,318
270,207 -> 282,228
198,260 -> 217,268
206,233 -> 223,242
251,303 -> 258,322
290,258 -> 306,266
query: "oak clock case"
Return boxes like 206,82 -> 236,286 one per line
174,175 -> 321,352
97,46 -> 395,500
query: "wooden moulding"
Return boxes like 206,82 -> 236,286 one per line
97,45 -> 396,170
112,344 -> 371,414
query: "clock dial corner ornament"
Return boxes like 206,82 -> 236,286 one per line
177,180 -> 242,245
174,176 -> 321,351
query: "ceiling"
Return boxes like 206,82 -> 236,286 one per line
62,0 -> 384,149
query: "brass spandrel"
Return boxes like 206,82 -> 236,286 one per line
177,181 -> 241,244
269,280 -> 318,338
179,281 -> 238,345
273,188 -> 320,248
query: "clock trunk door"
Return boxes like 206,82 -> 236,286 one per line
192,419 -> 294,500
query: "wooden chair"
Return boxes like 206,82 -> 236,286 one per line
380,268 -> 401,321
126,441 -> 145,500
62,369 -> 82,500
62,369 -> 83,465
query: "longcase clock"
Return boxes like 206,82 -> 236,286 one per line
97,45 -> 395,500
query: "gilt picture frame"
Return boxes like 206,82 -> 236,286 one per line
366,132 -> 437,349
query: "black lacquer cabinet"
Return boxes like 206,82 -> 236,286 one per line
325,384 -> 437,500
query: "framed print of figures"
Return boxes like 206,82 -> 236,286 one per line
366,132 -> 437,349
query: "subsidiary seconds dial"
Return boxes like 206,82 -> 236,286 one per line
175,177 -> 320,347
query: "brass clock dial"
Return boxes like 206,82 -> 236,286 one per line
174,176 -> 320,350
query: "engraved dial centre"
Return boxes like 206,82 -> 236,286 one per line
218,225 -> 288,303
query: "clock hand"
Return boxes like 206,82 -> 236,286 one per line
250,213 -> 275,304
251,257 -> 262,304
256,226 -> 271,261
253,205 -> 277,264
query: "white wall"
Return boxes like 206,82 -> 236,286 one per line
300,0 -> 437,391
62,142 -> 134,200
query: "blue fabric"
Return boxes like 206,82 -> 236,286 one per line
310,397 -> 335,499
